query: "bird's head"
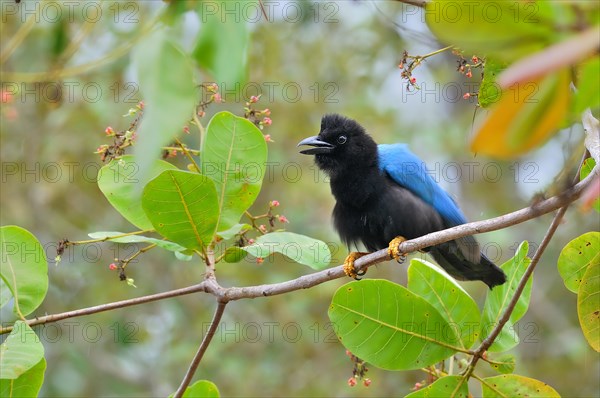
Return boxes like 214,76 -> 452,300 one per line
298,114 -> 378,175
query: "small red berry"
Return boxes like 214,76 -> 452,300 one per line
183,125 -> 190,134
213,93 -> 223,103
363,378 -> 372,387
137,101 -> 144,110
463,92 -> 471,99
247,238 -> 255,245
258,224 -> 267,233
347,377 -> 357,387
105,126 -> 114,135
262,117 -> 272,126
398,62 -> 404,69
466,70 -> 472,78
409,77 -> 417,84
256,257 -> 264,264
264,134 -> 272,142
263,108 -> 271,116
109,263 -> 117,270
270,200 -> 280,207
278,215 -> 289,223
345,350 -> 352,357
472,55 -> 479,63
250,95 -> 260,103
1,90 -> 14,103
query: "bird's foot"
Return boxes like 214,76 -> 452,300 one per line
343,252 -> 369,280
388,236 -> 408,263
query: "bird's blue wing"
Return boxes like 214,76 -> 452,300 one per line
377,144 -> 468,227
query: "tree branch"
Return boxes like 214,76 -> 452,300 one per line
395,0 -> 428,8
173,301 -> 227,398
1,166 -> 596,335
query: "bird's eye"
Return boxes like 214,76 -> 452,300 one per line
337,135 -> 347,145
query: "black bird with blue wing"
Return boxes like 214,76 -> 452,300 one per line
298,114 -> 506,288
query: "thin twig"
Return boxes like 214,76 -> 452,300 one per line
463,152 -> 590,378
1,167 -> 596,335
173,301 -> 227,398
0,283 -> 210,334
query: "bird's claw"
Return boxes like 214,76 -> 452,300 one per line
343,252 -> 368,280
388,236 -> 408,262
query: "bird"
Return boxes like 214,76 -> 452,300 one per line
298,114 -> 506,288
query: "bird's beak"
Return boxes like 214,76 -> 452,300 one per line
297,136 -> 334,155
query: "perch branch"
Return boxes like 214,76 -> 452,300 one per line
1,166 -> 596,335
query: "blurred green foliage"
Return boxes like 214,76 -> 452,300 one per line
1,1 -> 598,396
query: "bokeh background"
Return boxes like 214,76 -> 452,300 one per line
1,1 -> 598,396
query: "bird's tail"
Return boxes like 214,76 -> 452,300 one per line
429,242 -> 506,289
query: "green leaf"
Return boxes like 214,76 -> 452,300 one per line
216,223 -> 251,240
481,242 -> 532,352
425,1 -> 556,62
558,232 -> 600,293
574,56 -> 600,114
87,231 -> 187,253
131,28 -> 197,188
487,353 -> 516,374
0,278 -> 11,310
328,279 -> 460,370
478,58 -> 507,108
193,8 -> 249,88
407,259 -> 481,350
169,379 -> 220,398
580,158 -> 600,212
241,232 -> 330,270
223,247 -> 247,263
578,260 -> 600,352
142,170 -> 220,250
481,374 -> 560,397
202,112 -> 268,235
0,226 -> 48,317
175,250 -> 195,262
0,321 -> 44,380
0,358 -> 45,397
97,156 -> 178,230
405,375 -> 468,398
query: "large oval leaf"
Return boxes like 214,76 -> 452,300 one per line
328,279 -> 460,370
97,156 -> 177,230
241,232 -> 330,270
578,260 -> 600,352
425,0 -> 556,62
142,170 -> 219,250
481,241 -> 532,352
202,112 -> 268,235
0,357 -> 45,397
0,226 -> 48,317
558,231 -> 600,293
0,321 -> 44,380
470,69 -> 570,158
408,259 -> 481,350
132,28 -> 197,191
482,374 -> 559,397
405,375 -> 468,398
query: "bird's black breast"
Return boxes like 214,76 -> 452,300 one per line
332,174 -> 445,252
